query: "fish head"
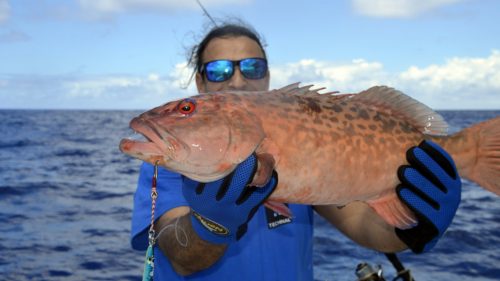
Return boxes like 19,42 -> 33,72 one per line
119,93 -> 266,182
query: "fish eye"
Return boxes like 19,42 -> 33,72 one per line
177,99 -> 196,115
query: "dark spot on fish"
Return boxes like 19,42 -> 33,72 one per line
369,124 -> 377,131
373,113 -> 382,122
305,98 -> 322,113
314,117 -> 323,125
350,107 -> 357,112
381,119 -> 397,133
364,134 -> 375,145
331,131 -> 340,139
358,109 -> 370,120
332,104 -> 343,113
357,124 -> 367,130
399,122 -> 414,133
345,114 -> 355,121
329,116 -> 339,123
379,137 -> 385,144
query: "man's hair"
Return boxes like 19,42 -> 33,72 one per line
186,20 -> 267,82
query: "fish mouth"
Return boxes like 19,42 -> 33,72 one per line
119,117 -> 180,163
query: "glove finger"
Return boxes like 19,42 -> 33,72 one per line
236,171 -> 277,205
182,176 -> 223,199
419,140 -> 458,179
216,154 -> 258,202
407,146 -> 455,193
398,166 -> 443,210
397,185 -> 438,221
183,154 -> 257,201
238,171 -> 278,225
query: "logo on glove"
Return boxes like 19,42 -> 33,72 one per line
192,211 -> 229,235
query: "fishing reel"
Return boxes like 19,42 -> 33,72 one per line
355,262 -> 385,281
354,260 -> 414,281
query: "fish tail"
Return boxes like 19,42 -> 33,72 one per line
437,116 -> 500,195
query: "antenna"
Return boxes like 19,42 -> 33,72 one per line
196,0 -> 217,26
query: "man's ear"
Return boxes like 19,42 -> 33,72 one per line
195,72 -> 206,93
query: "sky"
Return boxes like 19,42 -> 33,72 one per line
0,0 -> 499,110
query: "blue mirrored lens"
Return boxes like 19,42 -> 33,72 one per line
240,58 -> 267,80
203,58 -> 267,82
205,60 -> 234,82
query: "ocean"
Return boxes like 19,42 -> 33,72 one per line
0,109 -> 498,281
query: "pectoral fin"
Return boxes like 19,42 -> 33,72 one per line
264,200 -> 293,218
250,152 -> 275,187
366,192 -> 417,229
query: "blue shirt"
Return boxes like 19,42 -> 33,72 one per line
131,162 -> 314,281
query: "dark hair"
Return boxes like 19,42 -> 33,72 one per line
186,21 -> 267,83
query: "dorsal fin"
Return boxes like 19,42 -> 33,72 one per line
352,86 -> 448,136
276,82 -> 339,97
277,82 -> 301,93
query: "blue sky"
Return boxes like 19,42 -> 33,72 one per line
0,0 -> 499,109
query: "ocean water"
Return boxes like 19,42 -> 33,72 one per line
0,109 -> 498,281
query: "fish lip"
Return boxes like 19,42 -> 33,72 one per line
129,117 -> 172,158
128,117 -> 185,160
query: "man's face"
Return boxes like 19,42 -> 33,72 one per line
196,36 -> 270,93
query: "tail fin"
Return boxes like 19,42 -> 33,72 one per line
456,116 -> 500,195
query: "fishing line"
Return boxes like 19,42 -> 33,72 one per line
154,216 -> 189,247
196,0 -> 218,26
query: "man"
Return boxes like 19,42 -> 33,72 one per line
131,22 -> 461,280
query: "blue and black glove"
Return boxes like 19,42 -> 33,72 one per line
396,140 -> 461,253
182,153 -> 277,244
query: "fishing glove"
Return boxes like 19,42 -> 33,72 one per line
182,153 -> 278,244
396,140 -> 461,253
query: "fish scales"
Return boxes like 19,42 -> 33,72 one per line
238,90 -> 422,205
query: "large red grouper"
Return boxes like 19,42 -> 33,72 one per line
120,84 -> 500,229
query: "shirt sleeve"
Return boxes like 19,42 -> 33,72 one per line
130,162 -> 188,250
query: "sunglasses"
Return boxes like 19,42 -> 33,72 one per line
200,57 -> 268,83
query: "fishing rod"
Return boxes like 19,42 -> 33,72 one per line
195,0 -> 217,26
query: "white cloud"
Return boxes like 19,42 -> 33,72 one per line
270,49 -> 500,109
352,0 -> 465,18
61,66 -> 198,108
270,59 -> 388,92
1,51 -> 499,110
77,0 -> 250,20
0,65 -> 197,109
0,0 -> 10,23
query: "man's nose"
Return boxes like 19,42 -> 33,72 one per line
228,67 -> 247,90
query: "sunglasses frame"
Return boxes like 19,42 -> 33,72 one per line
200,57 -> 268,83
